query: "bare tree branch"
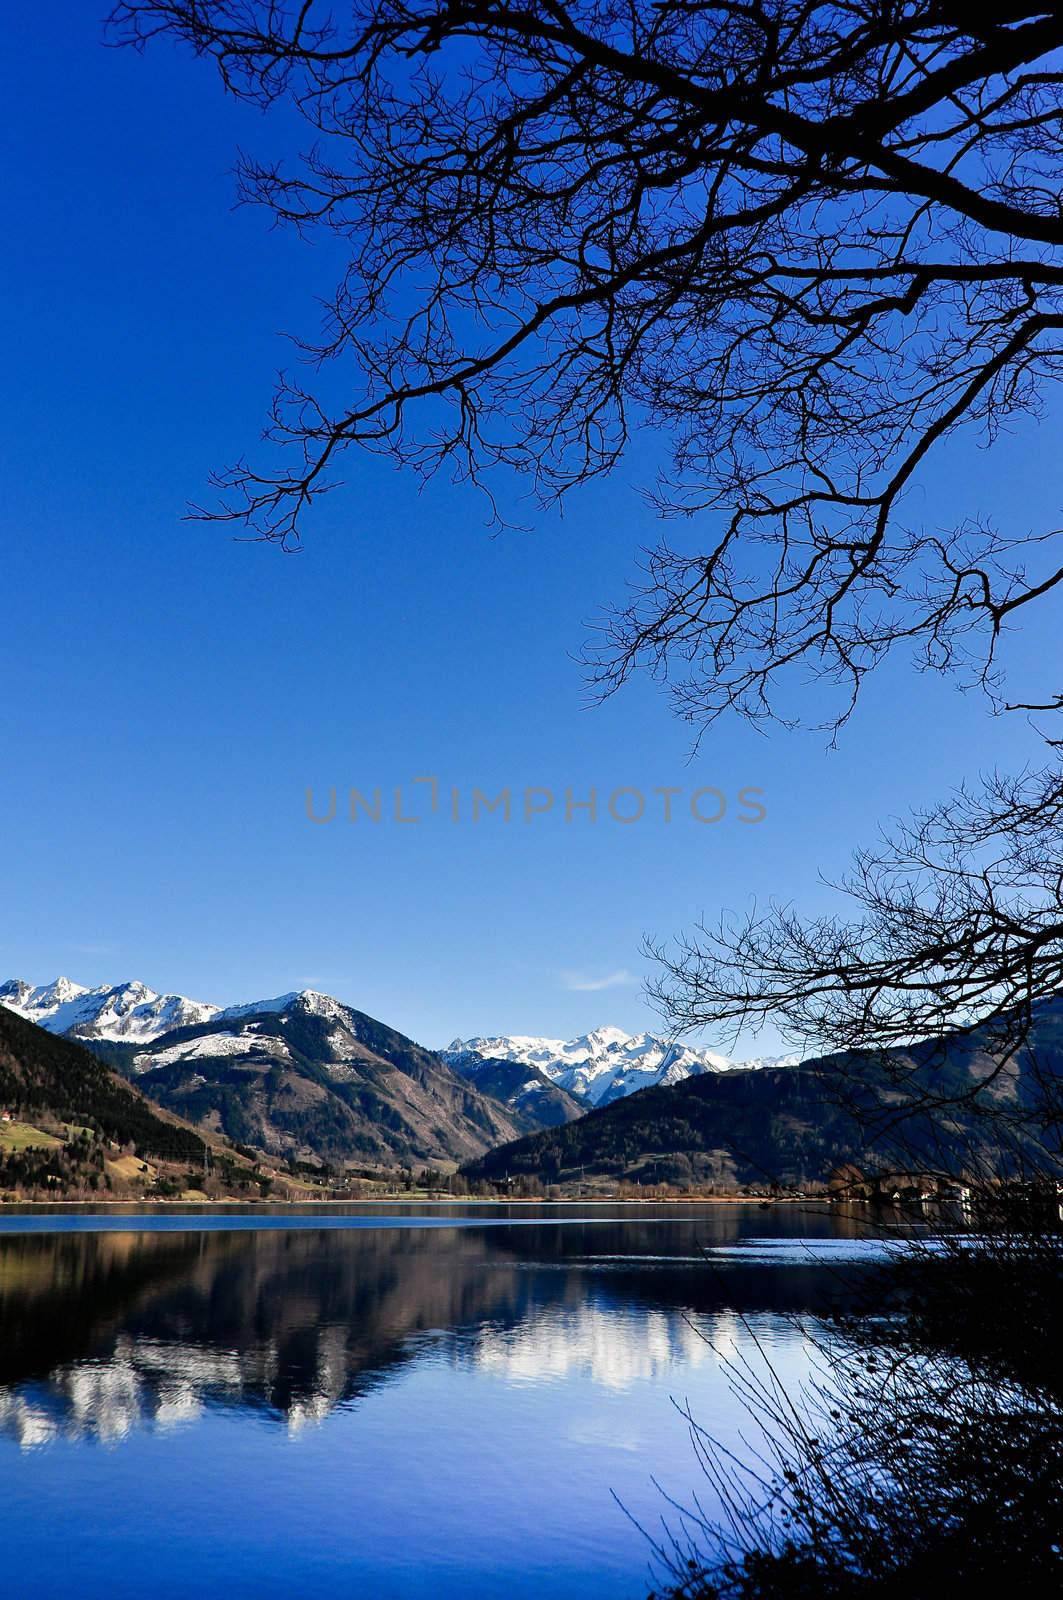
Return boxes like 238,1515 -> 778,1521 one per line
110,1 -> 1063,724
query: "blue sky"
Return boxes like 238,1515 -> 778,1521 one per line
0,5 -> 1055,1052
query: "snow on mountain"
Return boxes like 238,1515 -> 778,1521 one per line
0,977 -> 219,1043
442,1028 -> 800,1107
0,976 -> 800,1109
0,976 -> 371,1056
443,1046 -> 586,1130
1,979 -> 454,1079
216,989 -> 351,1025
214,992 -> 301,1022
729,1052 -> 805,1073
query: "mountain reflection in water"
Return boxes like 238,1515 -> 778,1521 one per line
0,1205 -> 882,1600
0,1206 -> 868,1447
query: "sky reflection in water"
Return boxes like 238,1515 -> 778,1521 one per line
0,1203 -> 887,1599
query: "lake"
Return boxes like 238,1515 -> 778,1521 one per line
0,1202 -> 890,1598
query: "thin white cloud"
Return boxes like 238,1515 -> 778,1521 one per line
561,968 -> 638,993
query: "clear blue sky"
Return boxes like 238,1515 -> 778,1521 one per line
0,5 -> 1054,1051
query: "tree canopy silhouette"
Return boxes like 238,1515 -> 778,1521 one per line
112,1 -> 1063,728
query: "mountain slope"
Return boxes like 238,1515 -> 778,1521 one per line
0,1005 -> 208,1192
107,990 -> 522,1168
1,976 -> 543,1163
463,1006 -> 1063,1191
444,1050 -> 586,1131
443,1026 -> 800,1106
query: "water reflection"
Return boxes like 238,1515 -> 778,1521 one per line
475,1303 -> 728,1388
0,1206 -> 871,1450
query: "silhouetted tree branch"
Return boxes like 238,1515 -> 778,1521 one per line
648,758 -> 1063,1118
111,1 -> 1063,726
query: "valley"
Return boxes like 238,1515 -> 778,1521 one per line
3,974 -> 1060,1203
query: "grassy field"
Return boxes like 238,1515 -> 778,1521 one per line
104,1154 -> 157,1183
0,1121 -> 63,1153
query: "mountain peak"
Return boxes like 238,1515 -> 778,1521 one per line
45,975 -> 89,999
213,989 -> 353,1023
294,990 -> 352,1021
216,992 -> 300,1021
2,974 -> 359,1042
580,1025 -> 632,1050
442,1027 -> 798,1108
0,975 -> 219,1043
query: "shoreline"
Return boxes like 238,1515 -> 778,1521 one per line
0,1193 -> 828,1212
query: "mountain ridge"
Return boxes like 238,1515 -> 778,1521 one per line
462,1003 -> 1063,1191
442,1026 -> 801,1106
2,976 -> 799,1118
0,976 -> 219,1042
443,1049 -> 586,1127
98,991 -> 525,1170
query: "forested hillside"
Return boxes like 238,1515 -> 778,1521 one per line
464,1005 -> 1063,1191
0,1006 -> 207,1195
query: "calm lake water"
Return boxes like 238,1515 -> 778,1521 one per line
0,1202 -> 889,1598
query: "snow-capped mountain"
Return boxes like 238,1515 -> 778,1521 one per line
120,986 -> 522,1166
442,1027 -> 800,1107
0,976 -> 799,1115
0,977 -> 219,1043
0,978 -> 524,1166
443,1047 -> 586,1129
214,989 -> 351,1025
